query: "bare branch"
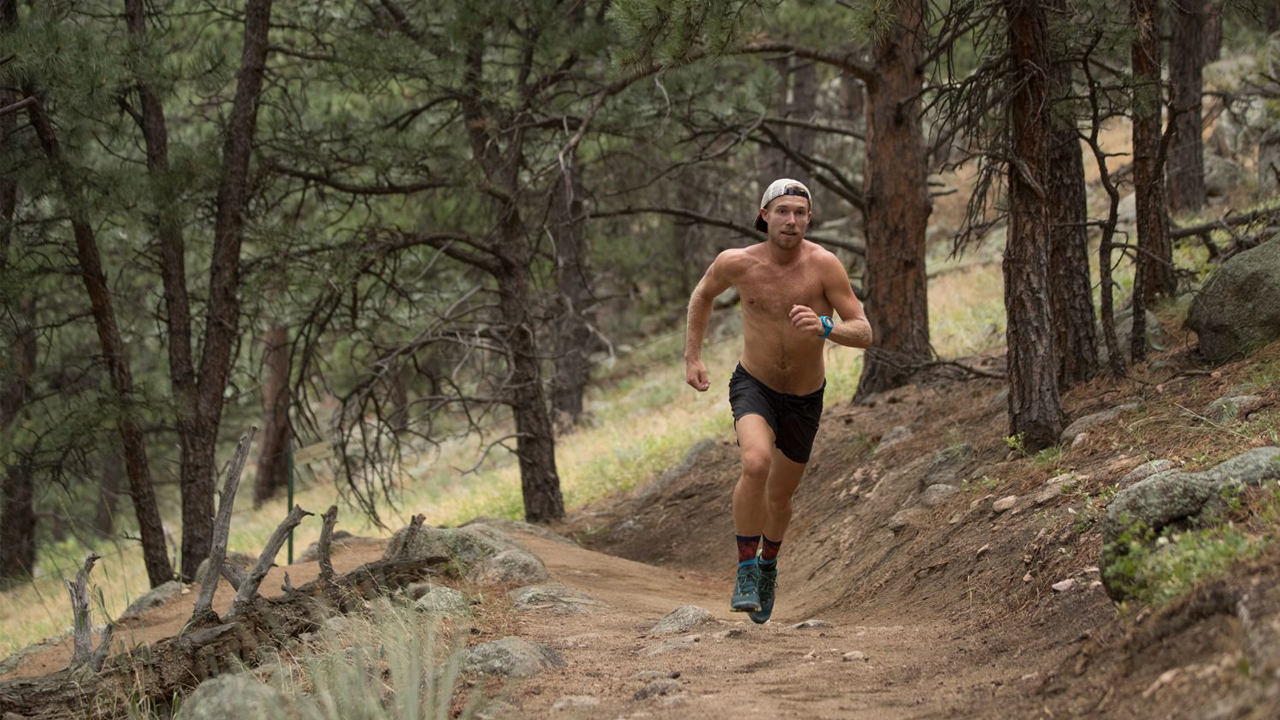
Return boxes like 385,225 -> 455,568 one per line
227,504 -> 314,619
65,553 -> 104,671
317,505 -> 339,584
192,427 -> 258,622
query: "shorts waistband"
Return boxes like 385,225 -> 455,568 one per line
734,363 -> 825,399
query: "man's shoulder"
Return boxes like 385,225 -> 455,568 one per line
801,241 -> 842,271
713,247 -> 756,276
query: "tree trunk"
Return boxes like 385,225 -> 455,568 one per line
0,194 -> 37,586
550,175 -> 594,425
1003,0 -> 1065,451
761,57 -> 791,179
253,323 -> 290,506
1131,0 -> 1175,302
25,99 -> 174,587
854,1 -> 932,400
1047,3 -> 1098,388
180,0 -> 275,580
1168,0 -> 1208,212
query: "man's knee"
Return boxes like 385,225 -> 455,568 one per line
740,447 -> 772,481
765,489 -> 793,515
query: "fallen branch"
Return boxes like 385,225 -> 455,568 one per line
65,554 -> 112,673
1170,207 -> 1276,240
317,505 -> 339,584
227,504 -> 314,620
192,427 -> 257,623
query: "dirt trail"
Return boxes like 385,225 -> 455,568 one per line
503,531 -> 1020,719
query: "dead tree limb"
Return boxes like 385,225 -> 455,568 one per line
65,554 -> 106,671
392,513 -> 426,560
192,427 -> 257,623
227,504 -> 313,620
317,505 -> 339,584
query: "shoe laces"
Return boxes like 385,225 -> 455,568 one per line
735,566 -> 759,596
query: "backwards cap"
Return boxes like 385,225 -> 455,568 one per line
755,178 -> 812,232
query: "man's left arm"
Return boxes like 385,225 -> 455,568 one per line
788,255 -> 873,349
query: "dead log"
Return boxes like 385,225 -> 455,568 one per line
65,554 -> 112,673
192,427 -> 256,623
317,505 -> 338,584
227,504 -> 312,620
0,551 -> 452,719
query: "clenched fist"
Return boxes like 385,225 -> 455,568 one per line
790,304 -> 825,336
686,358 -> 710,392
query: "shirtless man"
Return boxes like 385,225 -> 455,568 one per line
683,178 -> 873,623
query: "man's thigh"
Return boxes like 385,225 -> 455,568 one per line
735,414 -> 776,461
765,446 -> 806,500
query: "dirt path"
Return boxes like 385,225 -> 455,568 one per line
503,532 -> 1026,719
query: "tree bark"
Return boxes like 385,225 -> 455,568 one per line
179,0 -> 275,580
1003,0 -> 1065,451
1131,0 -> 1175,302
25,99 -> 174,587
1168,0 -> 1208,212
253,323 -> 290,506
1047,2 -> 1098,388
854,1 -> 932,400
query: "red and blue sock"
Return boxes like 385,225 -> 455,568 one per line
736,535 -> 760,565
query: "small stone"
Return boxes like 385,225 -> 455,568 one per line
791,619 -> 833,630
920,484 -> 961,508
1052,578 -> 1076,593
875,426 -> 913,453
551,696 -> 600,711
887,508 -> 926,531
842,651 -> 868,662
406,581 -> 434,600
1089,580 -> 1103,589
976,544 -> 990,559
1071,433 -> 1088,449
1060,404 -> 1140,444
802,650 -> 818,660
630,669 -> 680,681
947,512 -> 963,525
712,628 -> 746,640
648,605 -> 717,635
633,678 -> 682,701
1023,572 -> 1033,583
993,495 -> 1018,513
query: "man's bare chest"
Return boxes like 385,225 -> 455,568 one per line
737,270 -> 827,320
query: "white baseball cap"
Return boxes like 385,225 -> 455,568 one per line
755,178 -> 812,232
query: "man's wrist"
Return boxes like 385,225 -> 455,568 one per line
819,315 -> 835,338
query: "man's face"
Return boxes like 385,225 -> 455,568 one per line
760,196 -> 811,250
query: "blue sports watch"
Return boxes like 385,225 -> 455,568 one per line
820,315 -> 834,338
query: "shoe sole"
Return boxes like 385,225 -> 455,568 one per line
730,600 -> 762,612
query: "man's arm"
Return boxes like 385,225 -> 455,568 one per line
788,253 -> 872,349
685,251 -> 735,391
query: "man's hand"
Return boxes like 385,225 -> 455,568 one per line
790,304 -> 824,336
686,358 -> 710,392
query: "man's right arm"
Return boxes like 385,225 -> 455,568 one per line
685,251 -> 735,392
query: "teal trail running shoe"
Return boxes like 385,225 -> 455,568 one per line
731,560 -> 761,612
749,562 -> 777,624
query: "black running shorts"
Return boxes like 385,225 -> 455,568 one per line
728,363 -> 825,464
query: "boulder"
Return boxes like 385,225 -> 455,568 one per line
1061,404 -> 1139,445
464,637 -> 566,678
193,551 -> 254,585
174,673 -> 290,720
383,524 -> 515,569
648,605 -> 717,635
921,443 -> 974,490
469,549 -> 549,586
296,531 -> 379,563
1203,153 -> 1243,197
919,484 -> 961,508
634,678 -> 682,700
119,580 -> 184,621
1186,237 -> 1280,363
414,586 -> 472,618
1118,459 -> 1176,489
1098,310 -> 1165,365
460,516 -> 577,546
638,438 -> 718,501
1204,394 -> 1267,424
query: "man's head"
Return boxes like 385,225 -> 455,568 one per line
755,178 -> 812,250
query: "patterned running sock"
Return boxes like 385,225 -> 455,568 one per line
761,535 -> 783,562
736,535 -> 761,563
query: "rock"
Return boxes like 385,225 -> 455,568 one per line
790,619 -> 832,630
322,615 -> 350,634
469,549 -> 549,586
414,586 -> 472,618
1187,237 -> 1280,363
475,701 -> 519,720
1060,404 -> 1140,445
1103,447 -> 1280,599
1118,459 -> 1175,489
1204,394 -> 1266,424
638,438 -> 718,500
633,678 -> 682,701
193,551 -> 254,585
1071,433 -> 1088,450
383,524 -> 515,569
712,628 -> 746,640
1260,124 -> 1280,197
648,606 -> 717,635
1032,474 -> 1073,506
887,507 -> 926,532
976,544 -> 991,559
1052,579 -> 1076,593
1203,153 -> 1243,197
406,581 -> 434,600
510,583 -> 597,614
922,444 -> 974,489
296,530 -> 379,563
875,426 -> 912,453
119,580 -> 185,621
631,669 -> 681,681
464,637 -> 566,678
1098,310 -> 1165,365
615,518 -> 642,534
461,516 -> 577,547
640,637 -> 700,656
993,495 -> 1019,513
920,484 -> 961,508
174,673 -> 290,720
551,696 -> 600,711
842,651 -> 868,662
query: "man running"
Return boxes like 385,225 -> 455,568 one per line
683,178 -> 872,624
